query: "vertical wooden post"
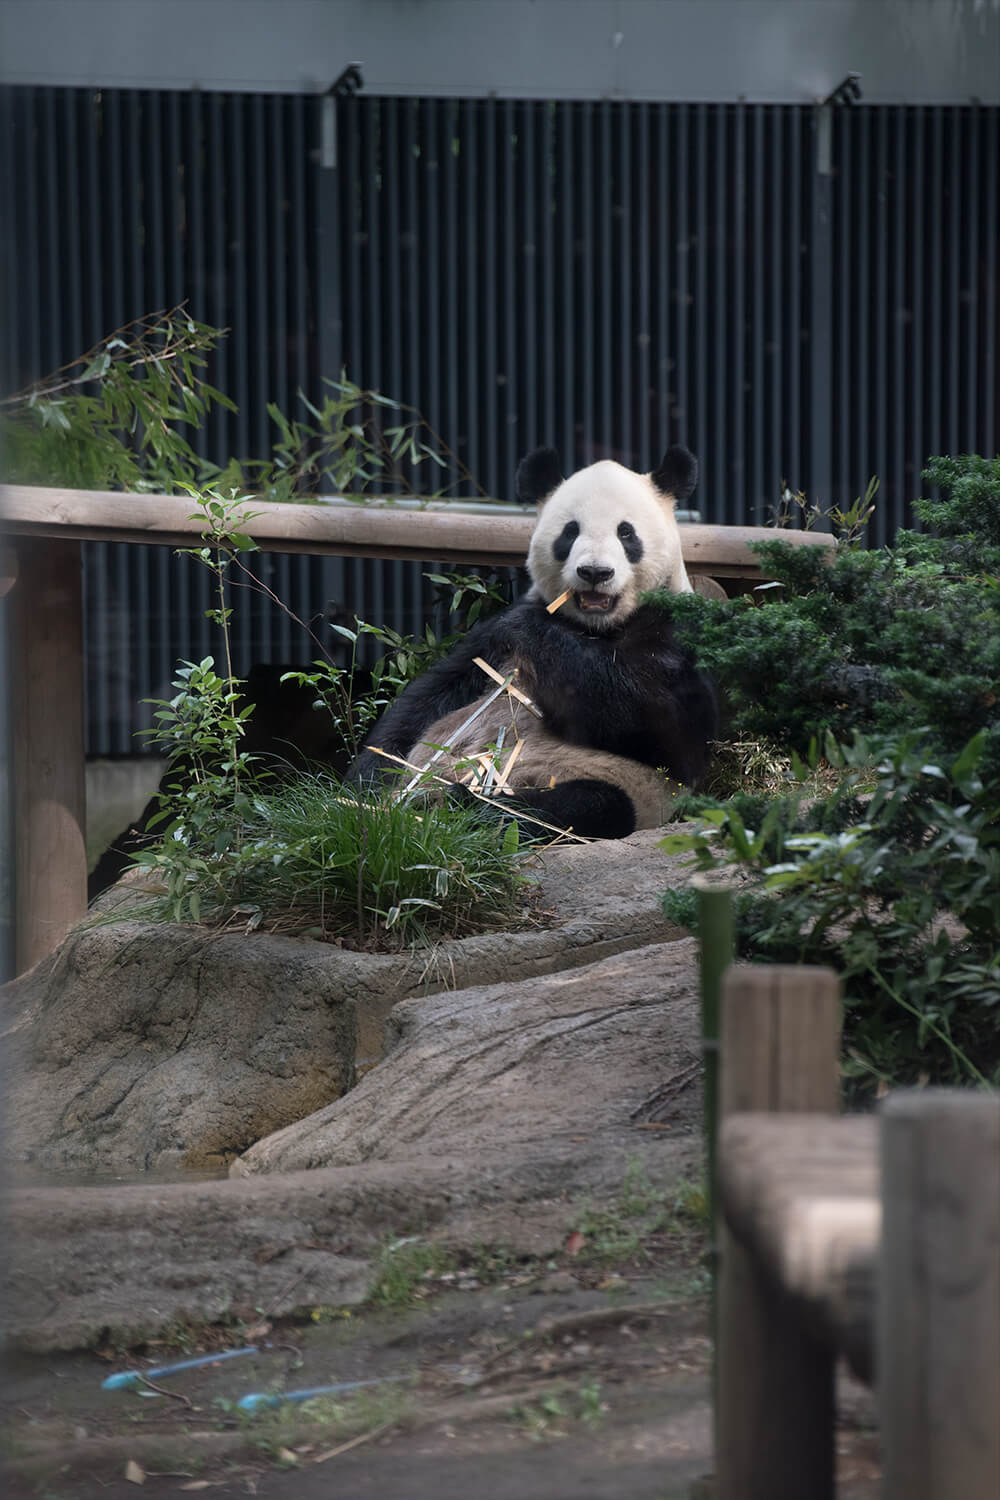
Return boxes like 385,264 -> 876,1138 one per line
716,965 -> 842,1500
693,874 -> 734,1471
880,1090 -> 1000,1500
11,538 -> 87,972
693,874 -> 734,1240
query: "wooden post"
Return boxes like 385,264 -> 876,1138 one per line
10,538 -> 88,972
693,875 -> 734,1238
716,965 -> 842,1500
880,1090 -> 1000,1500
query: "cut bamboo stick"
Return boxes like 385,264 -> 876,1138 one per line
490,735 -> 525,795
397,673 -> 519,793
472,657 -> 543,716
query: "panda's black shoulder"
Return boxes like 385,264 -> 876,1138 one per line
613,601 -> 687,651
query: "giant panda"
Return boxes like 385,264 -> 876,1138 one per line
345,445 -> 717,838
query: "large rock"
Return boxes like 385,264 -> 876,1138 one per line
2,830 -> 694,1176
1,924 -> 358,1173
232,938 -> 703,1177
4,938 -> 703,1351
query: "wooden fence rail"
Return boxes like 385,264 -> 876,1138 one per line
715,965 -> 1000,1500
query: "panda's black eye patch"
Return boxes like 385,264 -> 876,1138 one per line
617,520 -> 644,564
552,519 -> 579,563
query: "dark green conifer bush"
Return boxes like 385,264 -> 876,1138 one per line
657,454 -> 1000,1095
651,454 -> 1000,776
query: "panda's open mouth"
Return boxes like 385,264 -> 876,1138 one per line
575,590 -> 619,614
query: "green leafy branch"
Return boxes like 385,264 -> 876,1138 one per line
1,304 -> 235,492
205,376 -> 490,504
662,729 -> 1000,1094
1,308 -> 491,504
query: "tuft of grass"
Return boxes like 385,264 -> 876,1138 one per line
364,1237 -> 458,1309
136,771 -> 534,949
569,1162 -> 668,1265
568,1164 -> 711,1268
296,1379 -> 418,1437
671,1176 -> 710,1228
509,1381 -> 607,1440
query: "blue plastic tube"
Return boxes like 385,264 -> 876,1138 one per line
102,1346 -> 259,1390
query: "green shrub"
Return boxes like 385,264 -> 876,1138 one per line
649,454 -> 1000,777
1,305 -> 485,501
125,485 -> 520,942
662,728 -> 1000,1096
658,454 -> 1000,1095
136,768 -> 532,947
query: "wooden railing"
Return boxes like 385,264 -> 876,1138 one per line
714,966 -> 1000,1500
1,485 -> 835,973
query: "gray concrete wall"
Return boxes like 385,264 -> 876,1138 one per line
1,0 -> 997,103
86,758 -> 165,870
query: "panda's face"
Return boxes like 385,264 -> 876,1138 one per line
525,459 -> 690,631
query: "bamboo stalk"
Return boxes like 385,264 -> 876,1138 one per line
472,656 -> 543,716
397,673 -> 518,794
490,735 -> 525,795
368,746 -> 589,842
481,725 -> 506,796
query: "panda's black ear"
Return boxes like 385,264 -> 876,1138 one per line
651,445 -> 698,503
517,448 -> 563,506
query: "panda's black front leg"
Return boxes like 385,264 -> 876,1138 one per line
506,778 -> 637,840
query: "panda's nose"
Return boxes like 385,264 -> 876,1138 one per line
576,564 -> 615,587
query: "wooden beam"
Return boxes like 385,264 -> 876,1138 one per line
716,965 -> 842,1500
10,539 -> 87,971
719,1112 -> 879,1381
0,485 -> 836,575
880,1090 -> 1000,1500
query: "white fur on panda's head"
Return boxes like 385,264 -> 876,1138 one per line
519,446 -> 697,632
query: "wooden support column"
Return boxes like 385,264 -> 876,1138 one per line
10,537 -> 87,972
716,965 -> 842,1500
880,1090 -> 1000,1500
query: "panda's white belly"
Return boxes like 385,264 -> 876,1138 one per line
410,680 -> 679,832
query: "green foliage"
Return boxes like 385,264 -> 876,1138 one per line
662,729 -> 1000,1095
913,453 -> 1000,549
649,455 -> 1000,776
136,655 -> 256,924
569,1161 -> 682,1265
365,1238 -> 457,1309
770,474 -> 879,546
133,743 -> 529,946
657,454 -> 1000,1095
510,1383 -> 606,1439
1,307 -> 235,491
175,772 -> 529,946
1,305 -> 487,501
280,570 -> 510,766
131,488 -> 521,942
208,376 -> 486,502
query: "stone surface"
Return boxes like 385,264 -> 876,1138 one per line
2,828 -> 707,1352
3,936 -> 703,1352
2,829 -> 695,1175
1,924 -> 358,1173
233,938 -> 703,1177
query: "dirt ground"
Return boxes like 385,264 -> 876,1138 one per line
3,1240 -> 881,1500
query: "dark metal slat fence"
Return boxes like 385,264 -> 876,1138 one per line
2,89 -> 998,753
